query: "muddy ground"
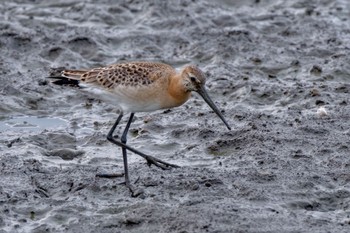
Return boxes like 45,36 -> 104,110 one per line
1,0 -> 350,232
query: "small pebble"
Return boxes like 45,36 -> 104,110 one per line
317,106 -> 328,117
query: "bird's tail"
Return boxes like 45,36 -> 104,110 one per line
61,70 -> 87,80
47,68 -> 87,86
47,67 -> 103,86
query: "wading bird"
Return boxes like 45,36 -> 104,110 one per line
49,62 -> 230,196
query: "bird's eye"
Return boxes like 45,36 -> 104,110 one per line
190,76 -> 196,82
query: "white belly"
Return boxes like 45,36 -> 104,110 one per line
80,83 -> 163,113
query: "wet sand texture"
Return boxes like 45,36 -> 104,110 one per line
1,0 -> 350,232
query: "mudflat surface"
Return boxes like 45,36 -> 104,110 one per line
1,0 -> 350,232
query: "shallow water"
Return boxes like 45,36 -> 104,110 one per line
0,116 -> 67,132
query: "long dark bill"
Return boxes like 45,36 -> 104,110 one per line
196,87 -> 231,130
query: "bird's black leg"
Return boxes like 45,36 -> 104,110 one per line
98,112 -> 179,195
105,113 -> 180,170
96,113 -> 125,178
120,113 -> 134,191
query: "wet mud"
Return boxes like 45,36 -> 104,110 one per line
1,0 -> 350,232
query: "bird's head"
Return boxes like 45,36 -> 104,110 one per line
181,65 -> 207,92
181,65 -> 231,130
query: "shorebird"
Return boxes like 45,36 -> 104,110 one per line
48,61 -> 231,196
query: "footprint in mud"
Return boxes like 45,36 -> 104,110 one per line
66,37 -> 98,59
45,47 -> 64,61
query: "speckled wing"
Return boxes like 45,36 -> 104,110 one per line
62,62 -> 174,90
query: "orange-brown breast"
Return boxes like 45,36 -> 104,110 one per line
160,74 -> 191,109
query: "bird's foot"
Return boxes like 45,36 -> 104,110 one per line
128,184 -> 144,198
99,178 -> 142,197
119,181 -> 144,197
144,155 -> 180,170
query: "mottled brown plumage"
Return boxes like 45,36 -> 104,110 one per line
62,62 -> 173,89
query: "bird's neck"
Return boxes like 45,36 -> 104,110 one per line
166,74 -> 191,107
